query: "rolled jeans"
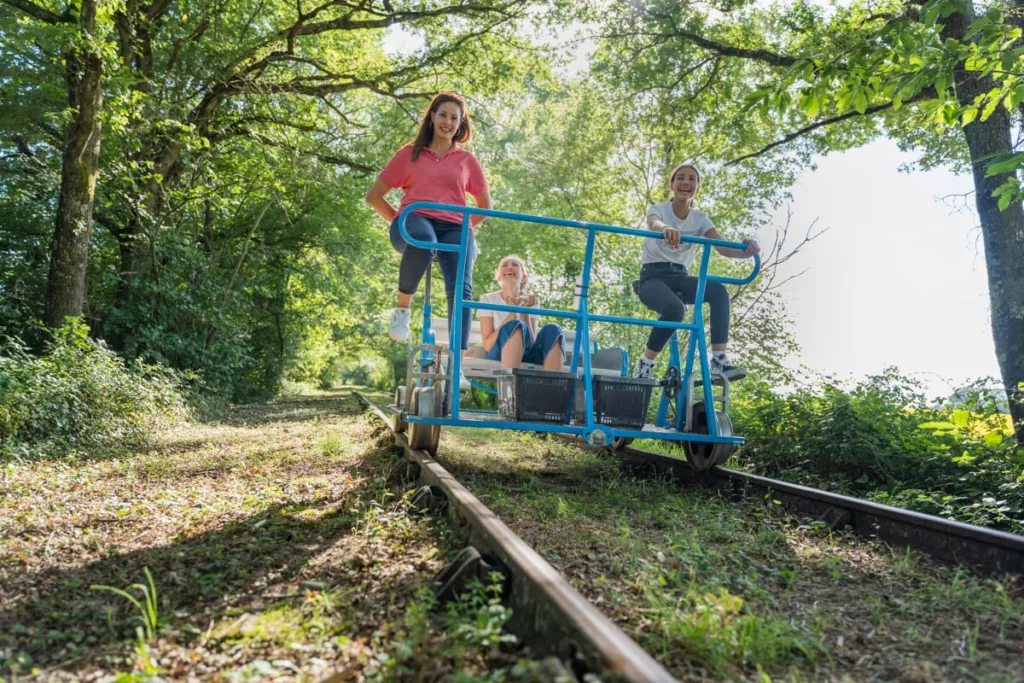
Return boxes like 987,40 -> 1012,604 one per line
485,320 -> 565,365
634,262 -> 730,353
390,212 -> 478,350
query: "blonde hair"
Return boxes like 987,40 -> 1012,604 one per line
494,254 -> 529,286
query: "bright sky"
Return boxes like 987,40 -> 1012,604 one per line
765,139 -> 1001,397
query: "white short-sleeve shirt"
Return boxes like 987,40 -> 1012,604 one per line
641,202 -> 715,268
478,291 -> 540,330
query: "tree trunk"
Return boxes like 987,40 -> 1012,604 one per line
44,0 -> 104,329
948,3 -> 1024,444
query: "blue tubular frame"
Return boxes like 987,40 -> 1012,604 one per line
398,202 -> 760,446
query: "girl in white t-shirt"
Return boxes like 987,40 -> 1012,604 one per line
478,255 -> 565,370
633,163 -> 760,382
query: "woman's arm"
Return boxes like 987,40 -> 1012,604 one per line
480,315 -> 498,352
517,295 -> 539,338
365,178 -> 398,223
526,313 -> 538,341
648,213 -> 680,248
706,228 -> 760,259
470,190 -> 493,229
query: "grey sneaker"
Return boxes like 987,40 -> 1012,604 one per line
709,356 -> 747,382
633,358 -> 655,380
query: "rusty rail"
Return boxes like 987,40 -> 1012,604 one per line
611,444 -> 1024,575
355,393 -> 676,682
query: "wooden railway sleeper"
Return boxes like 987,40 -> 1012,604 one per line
409,484 -> 448,515
431,546 -> 511,605
387,458 -> 421,486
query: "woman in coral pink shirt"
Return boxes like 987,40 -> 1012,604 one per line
365,92 -> 493,391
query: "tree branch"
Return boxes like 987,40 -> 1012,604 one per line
291,1 -> 517,38
1,0 -> 69,23
206,125 -> 374,172
727,100 -> 903,166
144,0 -> 174,22
166,9 -> 210,73
621,0 -> 797,67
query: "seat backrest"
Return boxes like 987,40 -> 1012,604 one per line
430,316 -> 577,348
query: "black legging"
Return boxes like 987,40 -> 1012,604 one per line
635,262 -> 730,353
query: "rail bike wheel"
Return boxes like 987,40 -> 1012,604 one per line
394,385 -> 407,433
407,385 -> 443,456
683,402 -> 734,471
409,421 -> 440,456
610,437 -> 633,451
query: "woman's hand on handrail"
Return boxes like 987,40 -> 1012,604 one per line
511,294 -> 538,308
706,228 -> 760,260
647,214 -> 680,249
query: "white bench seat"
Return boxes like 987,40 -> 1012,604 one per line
429,317 -> 626,379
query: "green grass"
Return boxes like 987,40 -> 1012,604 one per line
430,426 -> 1024,682
0,390 -> 547,681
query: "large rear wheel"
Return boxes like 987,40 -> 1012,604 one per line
683,402 -> 734,471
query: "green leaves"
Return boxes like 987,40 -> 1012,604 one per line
920,0 -> 965,26
0,320 -> 190,462
984,152 -> 1024,176
735,370 -> 1023,533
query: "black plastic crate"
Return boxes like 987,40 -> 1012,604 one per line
495,369 -> 575,423
573,375 -> 657,429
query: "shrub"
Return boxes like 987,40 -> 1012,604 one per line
0,320 -> 191,462
732,368 -> 1024,533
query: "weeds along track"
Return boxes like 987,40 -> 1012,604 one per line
609,443 -> 1024,576
9,390 -> 661,680
356,392 -> 675,682
365,394 -> 1024,681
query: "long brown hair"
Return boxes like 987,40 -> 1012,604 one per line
410,92 -> 472,161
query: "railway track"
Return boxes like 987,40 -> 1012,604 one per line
600,442 -> 1024,575
376,391 -> 1024,577
355,392 -> 676,682
371,386 -> 1023,575
360,390 -> 1024,681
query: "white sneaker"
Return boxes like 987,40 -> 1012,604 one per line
388,307 -> 411,342
709,356 -> 747,382
633,358 -> 655,380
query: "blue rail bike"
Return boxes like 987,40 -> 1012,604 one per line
390,201 -> 761,470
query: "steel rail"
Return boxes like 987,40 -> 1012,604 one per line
355,393 -> 676,682
611,444 -> 1024,575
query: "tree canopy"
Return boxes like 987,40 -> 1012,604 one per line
1,0 -> 1021,445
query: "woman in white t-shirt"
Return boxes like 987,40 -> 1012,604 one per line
478,255 -> 565,370
633,163 -> 760,382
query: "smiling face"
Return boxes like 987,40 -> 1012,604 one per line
671,166 -> 700,203
430,102 -> 463,144
495,256 -> 528,286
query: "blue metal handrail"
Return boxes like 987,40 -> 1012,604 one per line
396,201 -> 761,441
397,202 -> 760,285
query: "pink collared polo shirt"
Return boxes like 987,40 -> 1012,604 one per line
379,144 -> 488,225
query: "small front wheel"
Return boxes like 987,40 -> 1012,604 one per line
394,386 -> 408,433
610,437 -> 633,451
409,421 -> 440,456
407,385 -> 443,456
